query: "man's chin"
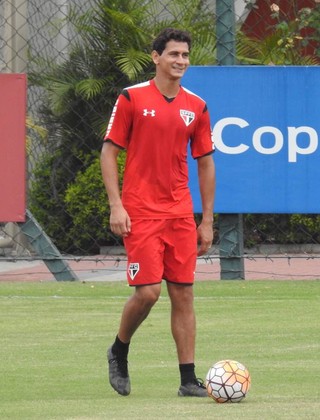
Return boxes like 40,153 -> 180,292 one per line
171,71 -> 185,80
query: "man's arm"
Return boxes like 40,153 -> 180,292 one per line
100,142 -> 131,237
196,154 -> 216,256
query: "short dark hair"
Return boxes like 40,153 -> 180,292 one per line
152,28 -> 192,55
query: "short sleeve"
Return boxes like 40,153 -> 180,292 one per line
190,106 -> 214,159
104,90 -> 133,149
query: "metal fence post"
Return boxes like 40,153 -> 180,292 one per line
216,0 -> 245,280
19,210 -> 78,281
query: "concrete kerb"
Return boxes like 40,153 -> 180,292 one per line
0,245 -> 320,282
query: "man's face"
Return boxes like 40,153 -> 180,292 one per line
152,40 -> 190,80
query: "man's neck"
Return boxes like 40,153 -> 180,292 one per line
153,77 -> 181,99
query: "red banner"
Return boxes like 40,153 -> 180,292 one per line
0,74 -> 26,222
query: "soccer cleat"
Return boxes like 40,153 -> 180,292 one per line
178,378 -> 208,397
107,347 -> 131,396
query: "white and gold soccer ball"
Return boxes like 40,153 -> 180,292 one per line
206,360 -> 251,403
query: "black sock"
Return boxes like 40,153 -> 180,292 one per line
111,335 -> 130,360
179,363 -> 196,386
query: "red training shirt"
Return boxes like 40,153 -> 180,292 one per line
104,79 -> 213,219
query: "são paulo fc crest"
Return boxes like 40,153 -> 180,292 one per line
128,263 -> 140,280
180,109 -> 195,126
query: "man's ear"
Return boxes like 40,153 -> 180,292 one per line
151,50 -> 160,65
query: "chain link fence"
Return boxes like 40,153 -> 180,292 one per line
1,0 -> 320,280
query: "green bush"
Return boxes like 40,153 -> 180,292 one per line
289,214 -> 320,243
64,152 -> 126,253
243,214 -> 320,247
29,152 -> 74,252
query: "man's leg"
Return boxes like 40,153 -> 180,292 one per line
166,282 -> 207,397
118,284 -> 161,342
108,284 -> 161,395
167,283 -> 195,363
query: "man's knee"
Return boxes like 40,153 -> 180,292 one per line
135,284 -> 161,308
168,284 -> 194,307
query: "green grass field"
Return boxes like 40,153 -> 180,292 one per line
1,280 -> 319,419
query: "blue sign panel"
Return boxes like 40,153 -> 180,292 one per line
183,66 -> 320,213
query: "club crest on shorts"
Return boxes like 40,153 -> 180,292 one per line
128,263 -> 140,280
180,109 -> 195,126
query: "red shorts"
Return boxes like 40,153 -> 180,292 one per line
123,218 -> 197,286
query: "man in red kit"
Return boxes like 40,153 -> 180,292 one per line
101,28 -> 215,397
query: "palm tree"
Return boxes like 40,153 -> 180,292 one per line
237,30 -> 319,65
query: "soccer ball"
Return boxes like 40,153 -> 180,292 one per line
206,360 -> 251,403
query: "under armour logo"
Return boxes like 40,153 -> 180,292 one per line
180,110 -> 195,126
128,263 -> 140,280
143,109 -> 156,117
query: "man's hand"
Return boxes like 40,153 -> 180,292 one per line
110,203 -> 131,238
197,220 -> 214,256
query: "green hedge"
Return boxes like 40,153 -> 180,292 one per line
64,152 -> 126,252
30,151 -> 126,253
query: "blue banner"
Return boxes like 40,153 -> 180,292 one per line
184,66 -> 320,213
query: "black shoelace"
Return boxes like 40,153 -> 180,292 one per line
194,378 -> 206,388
